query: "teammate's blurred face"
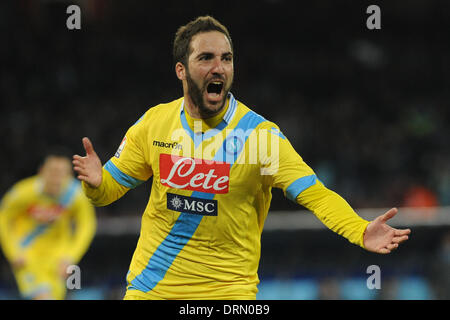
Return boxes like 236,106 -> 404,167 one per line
182,31 -> 234,118
39,156 -> 72,197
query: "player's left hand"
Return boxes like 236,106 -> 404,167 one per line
59,259 -> 73,279
363,207 -> 411,254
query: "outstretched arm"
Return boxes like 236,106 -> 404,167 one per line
73,137 -> 129,206
363,207 -> 411,254
297,181 -> 411,253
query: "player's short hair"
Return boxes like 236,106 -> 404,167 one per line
39,146 -> 73,167
173,16 -> 233,67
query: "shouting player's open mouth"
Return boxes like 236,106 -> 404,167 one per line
205,80 -> 224,103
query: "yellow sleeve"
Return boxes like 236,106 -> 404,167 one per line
296,180 -> 370,248
63,192 -> 97,264
82,168 -> 130,206
262,122 -> 369,248
0,185 -> 26,261
259,122 -> 316,196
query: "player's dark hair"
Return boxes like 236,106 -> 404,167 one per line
173,16 -> 233,67
39,146 -> 73,167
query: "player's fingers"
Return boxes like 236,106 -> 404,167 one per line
73,154 -> 84,161
73,166 -> 87,175
72,159 -> 84,168
378,248 -> 391,254
76,175 -> 89,182
394,228 -> 411,236
381,207 -> 398,222
82,137 -> 96,156
392,235 -> 409,244
386,243 -> 398,251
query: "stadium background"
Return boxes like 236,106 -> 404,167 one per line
0,0 -> 449,299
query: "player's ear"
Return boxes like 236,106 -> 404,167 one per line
175,62 -> 186,80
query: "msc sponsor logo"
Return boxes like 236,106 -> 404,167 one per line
167,193 -> 217,216
153,140 -> 182,150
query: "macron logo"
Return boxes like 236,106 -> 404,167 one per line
153,140 -> 182,150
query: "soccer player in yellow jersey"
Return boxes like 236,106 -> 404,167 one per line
0,150 -> 96,299
72,16 -> 411,300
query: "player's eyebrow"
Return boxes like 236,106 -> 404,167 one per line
196,51 -> 233,60
222,52 -> 233,59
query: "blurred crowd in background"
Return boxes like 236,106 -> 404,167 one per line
1,0 -> 449,213
0,0 -> 449,300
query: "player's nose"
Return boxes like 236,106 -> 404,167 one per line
210,57 -> 225,74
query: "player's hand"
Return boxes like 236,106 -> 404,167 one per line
73,137 -> 103,188
363,207 -> 411,254
59,259 -> 73,279
12,256 -> 26,269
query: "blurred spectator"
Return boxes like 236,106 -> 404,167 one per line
402,185 -> 439,208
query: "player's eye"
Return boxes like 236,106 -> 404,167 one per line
199,54 -> 212,61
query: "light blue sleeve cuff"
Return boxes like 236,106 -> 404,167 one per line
104,160 -> 145,189
285,174 -> 318,202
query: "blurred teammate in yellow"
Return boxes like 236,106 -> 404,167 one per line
0,149 -> 96,300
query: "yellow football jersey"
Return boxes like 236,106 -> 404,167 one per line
0,175 -> 96,263
0,175 -> 96,298
83,93 -> 369,299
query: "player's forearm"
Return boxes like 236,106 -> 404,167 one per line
296,182 -> 370,248
82,168 -> 129,206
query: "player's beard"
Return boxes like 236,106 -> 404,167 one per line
185,69 -> 232,118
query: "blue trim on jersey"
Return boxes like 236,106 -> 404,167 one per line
128,108 -> 269,294
286,174 -> 318,202
214,109 -> 266,164
133,114 -> 145,126
20,224 -> 49,248
104,160 -> 145,189
270,127 -> 286,140
180,93 -> 238,148
59,179 -> 79,208
129,191 -> 214,292
19,179 -> 80,249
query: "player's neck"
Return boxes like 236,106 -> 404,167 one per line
184,91 -> 230,118
183,96 -> 229,132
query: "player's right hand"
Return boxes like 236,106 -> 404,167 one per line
73,137 -> 103,188
12,256 -> 26,269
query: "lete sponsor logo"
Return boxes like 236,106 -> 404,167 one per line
27,204 -> 64,223
159,154 -> 230,194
